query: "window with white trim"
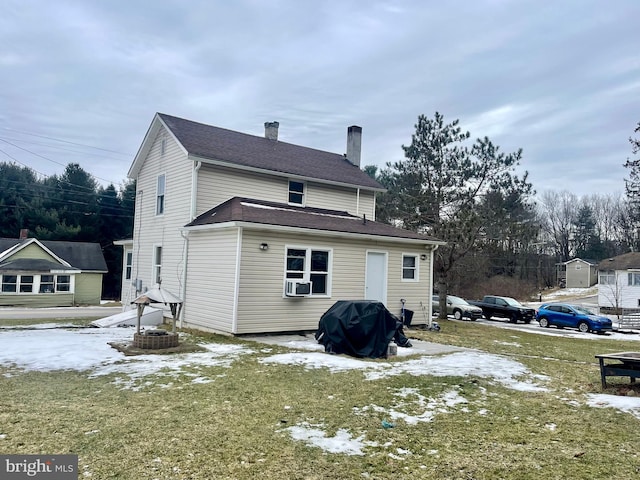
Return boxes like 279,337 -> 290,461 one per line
153,246 -> 163,285
599,270 -> 615,285
285,247 -> 330,295
56,275 -> 71,292
19,275 -> 34,293
156,174 -> 166,215
1,275 -> 17,293
402,254 -> 418,281
288,180 -> 305,205
629,272 -> 640,286
40,275 -> 55,293
125,250 -> 133,280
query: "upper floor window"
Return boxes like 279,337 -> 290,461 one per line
153,245 -> 163,285
285,247 -> 330,295
288,180 -> 305,206
599,270 -> 615,285
156,174 -> 166,215
160,137 -> 166,155
629,272 -> 640,286
402,254 -> 418,281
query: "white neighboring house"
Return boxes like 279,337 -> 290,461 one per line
116,113 -> 444,335
597,252 -> 640,312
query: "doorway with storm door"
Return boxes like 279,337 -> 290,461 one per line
365,251 -> 387,305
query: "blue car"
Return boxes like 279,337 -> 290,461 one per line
536,303 -> 613,334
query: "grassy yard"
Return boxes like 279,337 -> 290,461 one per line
1,319 -> 639,479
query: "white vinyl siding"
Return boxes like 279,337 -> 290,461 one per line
196,163 -> 377,218
181,228 -> 238,333
130,126 -> 193,300
232,230 -> 432,334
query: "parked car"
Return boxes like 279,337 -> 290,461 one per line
432,295 -> 483,321
468,295 -> 536,323
536,303 -> 613,334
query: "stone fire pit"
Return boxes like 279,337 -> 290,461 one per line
132,330 -> 180,349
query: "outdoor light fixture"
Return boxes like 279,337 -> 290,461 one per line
259,243 -> 269,251
420,254 -> 427,261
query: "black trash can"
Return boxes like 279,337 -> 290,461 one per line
403,309 -> 414,326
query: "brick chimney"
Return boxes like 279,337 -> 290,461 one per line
19,228 -> 28,240
264,121 -> 279,141
346,125 -> 362,167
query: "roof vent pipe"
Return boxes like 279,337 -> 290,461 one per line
346,125 -> 362,167
264,121 -> 279,141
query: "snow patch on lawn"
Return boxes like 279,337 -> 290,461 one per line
281,422 -> 377,455
585,393 -> 640,419
262,350 -> 548,392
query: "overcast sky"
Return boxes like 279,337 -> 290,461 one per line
1,0 -> 638,198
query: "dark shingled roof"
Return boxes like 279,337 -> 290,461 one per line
0,238 -> 108,272
600,252 -> 640,271
158,113 -> 384,191
0,258 -> 79,272
185,197 -> 441,242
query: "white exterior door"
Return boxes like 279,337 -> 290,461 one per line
365,251 -> 387,304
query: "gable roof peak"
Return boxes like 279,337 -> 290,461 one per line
131,113 -> 383,191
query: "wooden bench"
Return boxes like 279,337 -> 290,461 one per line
595,352 -> 640,389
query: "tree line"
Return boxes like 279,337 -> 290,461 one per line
0,162 -> 135,299
367,113 -> 640,305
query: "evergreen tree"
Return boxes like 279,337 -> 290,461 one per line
379,113 -> 534,314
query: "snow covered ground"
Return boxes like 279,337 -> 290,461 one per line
1,320 -> 639,455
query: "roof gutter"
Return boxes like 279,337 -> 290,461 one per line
182,221 -> 446,247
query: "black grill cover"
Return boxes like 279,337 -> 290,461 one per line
315,300 -> 405,359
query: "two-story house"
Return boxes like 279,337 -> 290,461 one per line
117,113 -> 443,335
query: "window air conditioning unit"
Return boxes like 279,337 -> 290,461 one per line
285,280 -> 312,297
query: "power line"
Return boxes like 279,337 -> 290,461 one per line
0,138 -> 129,187
0,127 -> 131,156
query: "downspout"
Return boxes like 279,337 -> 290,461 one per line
191,160 -> 202,220
232,227 -> 242,334
356,187 -> 360,217
428,244 -> 439,325
178,160 -> 201,328
179,229 -> 189,329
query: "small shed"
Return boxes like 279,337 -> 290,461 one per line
562,258 -> 598,288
